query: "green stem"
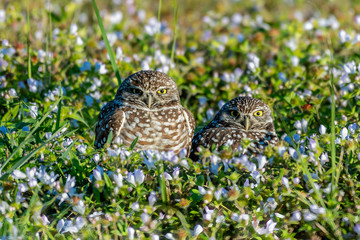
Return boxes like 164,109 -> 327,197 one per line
92,0 -> 122,86
170,0 -> 178,64
27,0 -> 31,79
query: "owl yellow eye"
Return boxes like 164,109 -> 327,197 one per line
230,110 -> 240,117
157,89 -> 167,94
132,88 -> 143,95
254,111 -> 263,117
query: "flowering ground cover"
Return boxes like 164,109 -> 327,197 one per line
0,0 -> 360,239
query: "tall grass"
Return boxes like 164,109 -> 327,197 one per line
92,0 -> 122,86
27,0 -> 31,79
170,0 -> 178,64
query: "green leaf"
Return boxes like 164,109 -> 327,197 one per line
129,137 -> 138,150
104,172 -> 112,188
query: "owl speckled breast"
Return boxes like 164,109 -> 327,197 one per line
120,105 -> 191,152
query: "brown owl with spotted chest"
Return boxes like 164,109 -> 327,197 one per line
95,70 -> 195,154
190,97 -> 278,159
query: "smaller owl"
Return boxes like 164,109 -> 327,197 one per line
190,97 -> 278,160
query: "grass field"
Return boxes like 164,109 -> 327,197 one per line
0,0 -> 360,239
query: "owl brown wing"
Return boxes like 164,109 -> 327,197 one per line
181,107 -> 195,156
95,100 -> 125,149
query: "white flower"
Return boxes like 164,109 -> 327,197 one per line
248,62 -> 257,73
282,177 -> 290,190
41,215 -> 50,226
216,215 -> 225,224
339,30 -> 351,44
257,155 -> 267,169
148,191 -> 157,206
126,172 -> 136,186
301,118 -> 308,132
288,147 -> 298,159
128,227 -> 135,240
151,235 -> 160,240
214,188 -> 223,201
238,214 -> 250,225
198,186 -> 206,195
76,37 -> 83,45
109,11 -> 123,24
193,224 -> 203,236
163,172 -> 173,180
12,170 -> 27,179
99,63 -> 108,74
113,172 -> 123,187
29,105 -> 38,119
164,233 -> 175,240
203,206 -> 215,221
131,202 -> 140,210
172,167 -> 180,180
116,46 -> 123,60
291,56 -> 299,67
63,138 -> 73,148
141,212 -> 150,224
320,152 -> 329,165
303,210 -> 317,221
70,24 -> 78,36
93,154 -> 100,163
93,166 -> 102,181
9,88 -> 16,96
73,200 -> 85,215
56,218 -> 82,234
309,139 -> 317,151
232,13 -> 242,24
256,219 -> 277,235
134,169 -> 145,185
0,9 -> 5,23
343,61 -> 357,74
144,17 -> 161,36
310,204 -> 325,215
294,120 -> 302,130
290,211 -> 301,221
319,125 -> 326,135
18,183 -> 28,192
340,127 -> 348,140
77,144 -> 87,154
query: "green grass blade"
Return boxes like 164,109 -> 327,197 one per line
56,83 -> 62,130
175,209 -> 191,236
92,0 -> 121,86
330,72 -> 336,199
170,0 -> 178,64
159,162 -> 167,204
1,97 -> 62,171
154,0 -> 162,59
27,0 -> 31,79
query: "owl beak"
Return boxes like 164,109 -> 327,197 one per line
146,94 -> 153,108
244,116 -> 250,131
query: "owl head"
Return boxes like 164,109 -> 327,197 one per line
211,97 -> 276,132
115,70 -> 180,109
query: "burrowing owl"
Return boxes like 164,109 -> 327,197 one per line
95,70 -> 195,154
190,97 -> 278,159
